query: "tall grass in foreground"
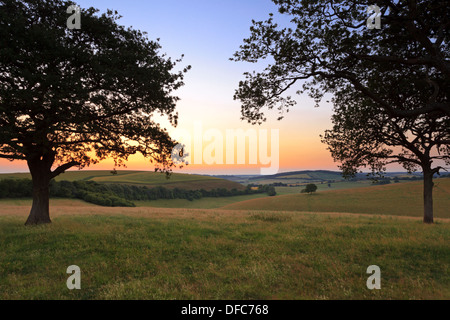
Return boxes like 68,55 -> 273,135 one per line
0,211 -> 448,300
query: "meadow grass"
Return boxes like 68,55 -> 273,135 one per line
0,207 -> 448,300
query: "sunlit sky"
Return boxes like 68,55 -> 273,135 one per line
0,0 -> 406,175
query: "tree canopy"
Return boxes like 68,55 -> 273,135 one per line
232,0 -> 449,123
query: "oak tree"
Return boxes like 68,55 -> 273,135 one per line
233,0 -> 449,223
0,0 -> 190,225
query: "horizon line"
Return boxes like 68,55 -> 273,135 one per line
0,169 -> 424,176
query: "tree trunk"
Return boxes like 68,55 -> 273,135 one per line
423,169 -> 434,224
25,161 -> 52,226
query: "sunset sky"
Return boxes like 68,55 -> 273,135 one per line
0,0 -> 404,175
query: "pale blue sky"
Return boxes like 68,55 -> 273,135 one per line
69,0 -> 339,174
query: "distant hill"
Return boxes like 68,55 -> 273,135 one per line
213,170 -> 425,185
213,170 -> 345,184
0,171 -> 245,191
253,170 -> 346,181
222,178 -> 450,218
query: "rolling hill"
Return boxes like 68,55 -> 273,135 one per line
213,170 -> 424,186
0,170 -> 245,191
223,178 -> 450,219
213,170 -> 346,185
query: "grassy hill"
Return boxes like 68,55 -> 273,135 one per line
0,170 -> 245,191
223,178 -> 450,219
234,170 -> 347,185
216,170 -> 425,186
0,207 -> 448,299
261,170 -> 346,180
0,178 -> 448,299
2,171 -> 447,218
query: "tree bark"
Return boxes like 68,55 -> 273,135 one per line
25,159 -> 52,226
423,169 -> 434,224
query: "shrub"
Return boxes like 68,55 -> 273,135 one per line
303,184 -> 318,194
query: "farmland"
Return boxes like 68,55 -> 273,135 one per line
1,172 -> 448,216
0,171 -> 245,191
0,173 -> 449,300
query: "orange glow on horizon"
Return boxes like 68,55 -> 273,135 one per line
0,133 -> 340,175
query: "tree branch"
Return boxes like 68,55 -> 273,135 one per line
51,161 -> 80,179
0,153 -> 26,160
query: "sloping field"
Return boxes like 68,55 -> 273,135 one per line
0,205 -> 448,299
0,194 -> 270,210
249,170 -> 345,182
223,178 -> 450,219
0,171 -> 245,191
247,170 -> 346,185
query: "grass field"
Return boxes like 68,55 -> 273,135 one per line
0,170 -> 245,191
0,195 -> 272,210
0,198 -> 96,207
1,176 -> 448,300
245,170 -> 347,185
275,180 -> 374,195
1,179 -> 448,217
0,206 -> 448,300
135,193 -> 270,209
133,181 -> 372,209
224,178 -> 450,219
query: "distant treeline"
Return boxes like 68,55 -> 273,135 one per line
0,179 -> 276,207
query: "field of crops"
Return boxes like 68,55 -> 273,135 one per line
0,171 -> 245,191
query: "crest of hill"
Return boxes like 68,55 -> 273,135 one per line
0,171 -> 245,191
252,170 -> 345,181
214,170 -> 425,186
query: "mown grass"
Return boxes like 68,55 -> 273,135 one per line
135,193 -> 269,209
0,195 -> 269,210
225,178 -> 450,219
0,209 -> 448,300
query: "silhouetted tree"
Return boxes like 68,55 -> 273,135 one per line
267,185 -> 277,196
321,91 -> 448,224
303,184 -> 318,194
0,0 -> 190,225
233,0 -> 449,223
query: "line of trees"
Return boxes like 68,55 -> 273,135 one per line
0,179 -> 276,207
